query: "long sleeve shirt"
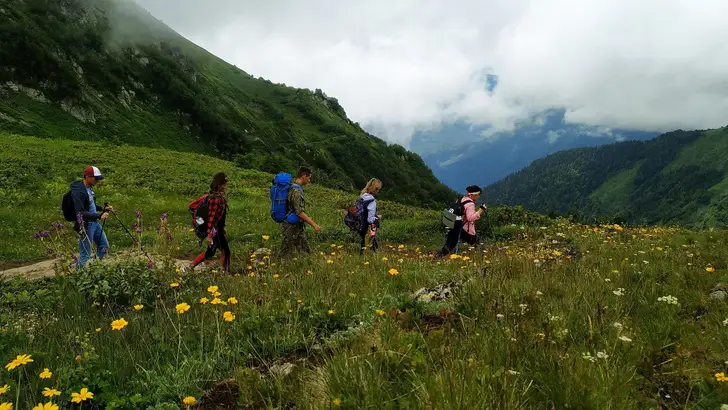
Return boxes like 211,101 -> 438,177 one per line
462,196 -> 481,236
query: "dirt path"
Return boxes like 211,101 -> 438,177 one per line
1,257 -> 194,280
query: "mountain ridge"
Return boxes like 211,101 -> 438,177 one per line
0,0 -> 454,207
484,126 -> 728,227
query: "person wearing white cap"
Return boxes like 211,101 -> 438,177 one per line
70,166 -> 113,269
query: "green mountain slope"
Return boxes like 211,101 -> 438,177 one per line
0,0 -> 454,206
485,127 -> 728,227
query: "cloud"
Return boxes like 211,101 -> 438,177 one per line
136,0 -> 728,145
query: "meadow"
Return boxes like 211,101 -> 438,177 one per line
1,134 -> 728,409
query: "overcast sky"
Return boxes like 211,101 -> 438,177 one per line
137,0 -> 728,144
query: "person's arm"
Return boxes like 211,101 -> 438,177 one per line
72,188 -> 100,222
464,201 -> 482,222
206,196 -> 221,243
290,188 -> 321,232
366,200 -> 377,224
297,211 -> 321,232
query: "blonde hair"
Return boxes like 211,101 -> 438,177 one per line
361,178 -> 383,195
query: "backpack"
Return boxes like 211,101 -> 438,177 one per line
270,173 -> 303,223
344,197 -> 374,233
442,198 -> 473,229
61,191 -> 76,222
189,193 -> 217,239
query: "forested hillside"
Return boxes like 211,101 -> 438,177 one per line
485,127 -> 728,227
0,0 -> 454,206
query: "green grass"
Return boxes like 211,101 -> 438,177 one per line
0,133 -> 444,264
1,134 -> 728,409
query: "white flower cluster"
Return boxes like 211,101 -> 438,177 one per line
613,288 -> 625,296
657,295 -> 679,305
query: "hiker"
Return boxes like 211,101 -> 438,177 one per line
438,185 -> 487,257
274,166 -> 321,259
70,166 -> 112,269
358,178 -> 382,254
191,172 -> 230,273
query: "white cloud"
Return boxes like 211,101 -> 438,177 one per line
136,0 -> 728,145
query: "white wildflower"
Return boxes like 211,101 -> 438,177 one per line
604,278 -> 612,282
535,290 -> 543,296
507,370 -> 520,375
618,335 -> 632,343
613,322 -> 623,330
722,318 -> 728,326
582,352 -> 596,363
613,288 -> 625,296
596,351 -> 609,360
657,295 -> 679,305
496,314 -> 505,319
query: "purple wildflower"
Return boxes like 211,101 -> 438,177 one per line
71,254 -> 79,262
136,209 -> 143,218
161,213 -> 168,221
40,231 -> 50,238
46,248 -> 56,255
33,233 -> 40,240
136,228 -> 142,234
147,260 -> 153,269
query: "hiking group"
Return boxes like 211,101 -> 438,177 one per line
63,165 -> 487,271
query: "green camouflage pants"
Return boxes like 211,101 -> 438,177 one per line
279,222 -> 310,259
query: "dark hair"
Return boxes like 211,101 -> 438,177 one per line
210,172 -> 228,191
297,166 -> 312,178
466,185 -> 482,194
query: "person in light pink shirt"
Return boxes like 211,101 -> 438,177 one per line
437,185 -> 487,257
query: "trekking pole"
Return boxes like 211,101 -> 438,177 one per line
109,209 -> 153,261
102,202 -> 108,231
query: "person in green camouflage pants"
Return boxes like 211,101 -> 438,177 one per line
279,167 -> 321,259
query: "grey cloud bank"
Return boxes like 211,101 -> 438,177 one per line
137,0 -> 728,144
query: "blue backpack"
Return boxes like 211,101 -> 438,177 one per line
270,173 -> 303,223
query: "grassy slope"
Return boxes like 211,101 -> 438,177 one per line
0,133 -> 442,264
1,133 -> 728,408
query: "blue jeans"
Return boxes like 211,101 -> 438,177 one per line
77,221 -> 109,269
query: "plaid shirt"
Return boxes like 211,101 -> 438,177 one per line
205,192 -> 227,237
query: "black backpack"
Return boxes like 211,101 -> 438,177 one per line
61,191 -> 76,222
442,198 -> 472,229
189,193 -> 220,239
344,197 -> 374,233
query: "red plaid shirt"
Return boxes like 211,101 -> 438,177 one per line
203,193 -> 226,237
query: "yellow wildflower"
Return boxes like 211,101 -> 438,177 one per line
0,385 -> 8,395
71,387 -> 94,403
183,396 -> 197,406
5,354 -> 33,371
200,297 -> 209,304
111,318 -> 128,331
170,282 -> 180,288
211,298 -> 223,305
223,311 -> 236,322
0,405 -> 10,410
32,403 -> 58,410
273,274 -> 279,279
716,372 -> 728,382
388,268 -> 399,276
134,304 -> 144,311
327,259 -> 333,264
706,267 -> 715,272
207,285 -> 219,294
227,297 -> 238,305
333,398 -> 341,407
42,388 -> 60,398
328,309 -> 335,315
39,368 -> 52,379
376,309 -> 385,316
262,235 -> 270,241
176,303 -> 191,314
